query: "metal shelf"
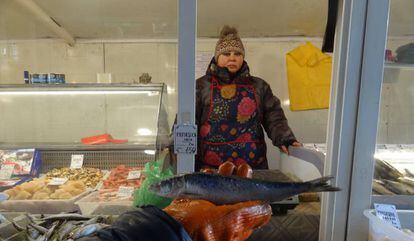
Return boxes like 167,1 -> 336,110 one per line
0,142 -> 156,151
371,195 -> 414,210
384,62 -> 414,70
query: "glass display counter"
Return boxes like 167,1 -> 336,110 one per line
0,83 -> 170,171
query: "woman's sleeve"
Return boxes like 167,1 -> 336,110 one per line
261,82 -> 297,147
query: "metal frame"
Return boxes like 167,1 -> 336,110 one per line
320,0 -> 390,240
176,0 -> 197,173
40,149 -> 155,172
346,0 -> 390,240
320,0 -> 368,239
0,83 -> 165,91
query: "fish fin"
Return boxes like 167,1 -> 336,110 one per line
307,176 -> 341,192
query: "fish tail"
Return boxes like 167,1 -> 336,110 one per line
307,176 -> 341,192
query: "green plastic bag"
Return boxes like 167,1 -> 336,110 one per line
133,160 -> 174,209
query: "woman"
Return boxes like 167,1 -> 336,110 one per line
196,25 -> 300,170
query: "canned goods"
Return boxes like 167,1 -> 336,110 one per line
30,73 -> 65,84
58,74 -> 65,83
39,74 -> 48,83
31,74 -> 41,83
48,73 -> 58,84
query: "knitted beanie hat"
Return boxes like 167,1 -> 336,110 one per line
214,25 -> 245,61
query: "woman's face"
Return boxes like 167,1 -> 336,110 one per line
217,51 -> 244,73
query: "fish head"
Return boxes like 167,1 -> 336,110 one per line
72,223 -> 107,239
149,176 -> 185,198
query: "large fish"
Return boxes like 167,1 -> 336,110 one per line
149,173 -> 340,205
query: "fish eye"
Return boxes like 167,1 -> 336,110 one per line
176,179 -> 184,188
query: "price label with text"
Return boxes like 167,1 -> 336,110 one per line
127,171 -> 141,180
0,165 -> 14,180
48,178 -> 68,186
70,154 -> 84,169
174,124 -> 197,154
374,203 -> 401,230
117,186 -> 134,198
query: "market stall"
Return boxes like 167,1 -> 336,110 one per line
1,0 -> 414,240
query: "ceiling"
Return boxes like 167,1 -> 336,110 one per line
0,0 -> 413,41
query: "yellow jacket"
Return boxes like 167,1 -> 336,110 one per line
286,42 -> 332,111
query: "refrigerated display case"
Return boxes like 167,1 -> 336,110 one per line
372,146 -> 414,210
286,143 -> 414,210
0,84 -> 171,215
370,61 -> 414,209
0,83 -> 170,171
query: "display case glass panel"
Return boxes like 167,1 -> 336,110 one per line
372,1 -> 414,208
0,84 -> 170,151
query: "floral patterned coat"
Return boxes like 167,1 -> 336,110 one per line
195,58 -> 297,169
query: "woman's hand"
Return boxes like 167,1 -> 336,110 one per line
163,162 -> 271,241
279,141 -> 302,155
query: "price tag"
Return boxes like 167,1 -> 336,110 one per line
127,170 -> 141,180
117,186 -> 134,198
174,124 -> 197,154
70,154 -> 84,169
48,177 -> 68,186
374,203 -> 402,230
0,165 -> 15,180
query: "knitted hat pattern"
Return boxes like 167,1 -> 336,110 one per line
214,25 -> 245,61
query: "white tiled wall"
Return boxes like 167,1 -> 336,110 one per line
103,42 -> 178,128
0,42 -> 104,84
1,38 -> 413,148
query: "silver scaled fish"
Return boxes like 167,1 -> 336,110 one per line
149,173 -> 340,205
